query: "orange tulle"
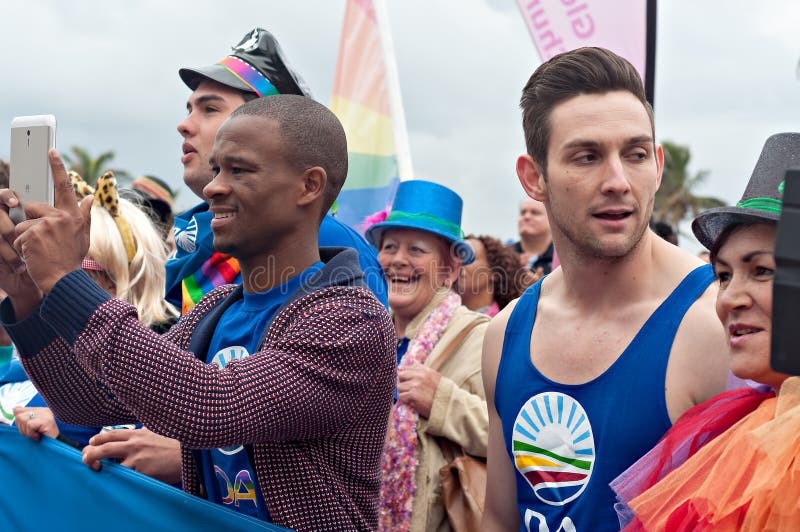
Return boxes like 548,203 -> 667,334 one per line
627,377 -> 800,531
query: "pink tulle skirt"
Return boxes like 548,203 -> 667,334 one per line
615,377 -> 800,531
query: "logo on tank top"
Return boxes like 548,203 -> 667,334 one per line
512,392 -> 595,506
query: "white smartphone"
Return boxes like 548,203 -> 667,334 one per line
9,114 -> 57,207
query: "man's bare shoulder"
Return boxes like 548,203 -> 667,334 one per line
667,278 -> 729,419
482,298 -> 520,398
675,280 -> 725,352
490,298 -> 517,334
660,246 -> 724,369
654,236 -> 710,284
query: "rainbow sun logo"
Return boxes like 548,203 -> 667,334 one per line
512,392 -> 595,506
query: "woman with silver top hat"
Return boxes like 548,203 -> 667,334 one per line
366,180 -> 489,532
611,132 -> 800,531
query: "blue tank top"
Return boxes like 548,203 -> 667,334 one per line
495,264 -> 714,531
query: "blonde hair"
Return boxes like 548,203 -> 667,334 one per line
89,197 -> 179,328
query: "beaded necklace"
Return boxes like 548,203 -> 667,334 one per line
379,290 -> 461,531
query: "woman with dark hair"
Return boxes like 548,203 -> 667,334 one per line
460,234 -> 536,316
612,133 -> 800,531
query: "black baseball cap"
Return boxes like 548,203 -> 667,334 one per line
179,28 -> 312,98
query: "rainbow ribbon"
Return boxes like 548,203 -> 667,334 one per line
217,56 -> 280,98
181,252 -> 241,314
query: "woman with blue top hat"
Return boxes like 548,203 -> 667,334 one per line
366,180 -> 490,532
611,132 -> 800,531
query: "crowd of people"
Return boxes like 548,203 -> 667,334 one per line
0,27 -> 798,532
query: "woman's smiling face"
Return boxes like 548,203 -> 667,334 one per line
713,223 -> 790,389
378,228 -> 458,323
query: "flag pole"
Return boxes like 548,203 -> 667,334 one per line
645,0 -> 657,106
373,0 -> 414,182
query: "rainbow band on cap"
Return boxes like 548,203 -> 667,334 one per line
736,197 -> 782,214
217,56 -> 280,97
384,210 -> 465,239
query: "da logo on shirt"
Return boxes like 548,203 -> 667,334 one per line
211,346 -> 250,455
512,392 -> 595,506
174,217 -> 198,253
211,346 -> 249,370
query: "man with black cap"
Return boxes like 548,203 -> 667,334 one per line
81,27 -> 389,496
168,28 -> 387,315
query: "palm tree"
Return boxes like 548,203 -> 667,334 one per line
61,146 -> 132,186
653,141 -> 726,229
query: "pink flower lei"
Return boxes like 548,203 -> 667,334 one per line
379,290 -> 461,531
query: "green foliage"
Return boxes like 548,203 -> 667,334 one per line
61,146 -> 132,186
653,141 -> 726,228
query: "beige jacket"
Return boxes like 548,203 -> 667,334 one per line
404,289 -> 490,532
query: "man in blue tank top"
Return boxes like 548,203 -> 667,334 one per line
481,48 -> 730,531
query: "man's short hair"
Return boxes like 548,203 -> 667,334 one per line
520,47 -> 654,173
230,95 -> 348,218
0,159 -> 9,189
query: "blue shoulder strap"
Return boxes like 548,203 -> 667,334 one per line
647,264 -> 715,329
504,277 -> 544,349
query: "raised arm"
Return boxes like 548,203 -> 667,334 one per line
24,279 -> 394,449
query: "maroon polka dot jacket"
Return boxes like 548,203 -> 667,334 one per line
5,248 -> 396,531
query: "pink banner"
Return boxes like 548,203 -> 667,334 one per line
516,0 -> 648,81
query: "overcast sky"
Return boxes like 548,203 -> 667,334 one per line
1,1 -> 799,250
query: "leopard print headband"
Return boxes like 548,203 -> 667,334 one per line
70,170 -> 136,263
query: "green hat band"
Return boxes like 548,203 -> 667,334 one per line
735,197 -> 782,214
385,210 -> 465,240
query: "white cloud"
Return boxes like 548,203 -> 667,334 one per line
1,0 -> 798,245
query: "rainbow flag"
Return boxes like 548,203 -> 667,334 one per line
330,0 -> 412,230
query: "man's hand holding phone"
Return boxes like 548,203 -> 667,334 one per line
11,149 -> 93,293
0,192 -> 42,319
0,150 -> 93,317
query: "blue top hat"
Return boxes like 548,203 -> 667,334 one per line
365,180 -> 475,265
365,179 -> 475,265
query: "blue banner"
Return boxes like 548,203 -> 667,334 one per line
0,425 -> 287,530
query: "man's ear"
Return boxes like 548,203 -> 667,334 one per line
655,144 -> 664,191
517,154 -> 547,202
297,166 -> 327,207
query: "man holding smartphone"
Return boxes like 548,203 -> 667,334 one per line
76,27 -> 389,486
0,95 -> 396,530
